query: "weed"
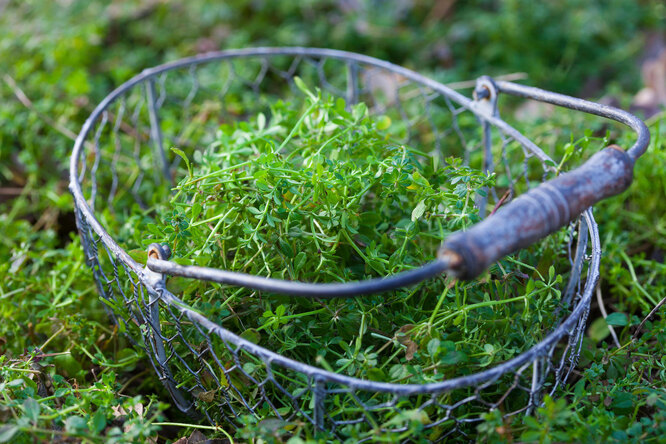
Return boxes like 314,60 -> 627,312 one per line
143,81 -> 572,439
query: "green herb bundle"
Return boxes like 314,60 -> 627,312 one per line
147,81 -> 567,431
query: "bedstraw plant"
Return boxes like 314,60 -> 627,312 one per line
143,80 -> 571,439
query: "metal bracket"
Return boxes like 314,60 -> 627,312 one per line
473,76 -> 500,219
141,242 -> 195,414
472,75 -> 499,119
143,243 -> 171,292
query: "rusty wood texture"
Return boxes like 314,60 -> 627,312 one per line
439,145 -> 634,280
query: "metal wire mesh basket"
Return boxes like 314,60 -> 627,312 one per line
69,48 -> 649,441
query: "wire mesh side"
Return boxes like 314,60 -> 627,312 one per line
74,200 -> 595,441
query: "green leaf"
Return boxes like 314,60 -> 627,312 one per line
647,393 -> 659,407
525,278 -> 535,294
410,171 -> 430,188
427,338 -> 440,358
279,239 -> 294,257
411,200 -> 426,222
606,312 -> 628,326
611,392 -> 634,410
0,425 -> 19,443
588,317 -> 611,343
90,410 -> 106,434
240,328 -> 261,344
253,169 -> 268,180
22,398 -> 40,423
65,416 -> 88,433
54,388 -> 69,397
117,348 -> 139,372
376,115 -> 391,130
294,252 -> 307,273
276,305 -> 286,317
520,430 -> 543,442
127,249 -> 149,263
171,147 -> 192,178
190,202 -> 202,220
293,76 -> 315,100
366,367 -> 387,382
439,350 -> 465,365
574,379 -> 585,399
352,102 -> 367,121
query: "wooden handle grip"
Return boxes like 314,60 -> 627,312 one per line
439,145 -> 634,280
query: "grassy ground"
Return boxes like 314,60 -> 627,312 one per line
0,1 -> 665,442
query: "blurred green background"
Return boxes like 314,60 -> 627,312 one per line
1,0 -> 664,212
0,1 -> 665,442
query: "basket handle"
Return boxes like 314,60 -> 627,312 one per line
438,144 -> 634,280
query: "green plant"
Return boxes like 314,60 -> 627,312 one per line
0,359 -> 165,444
0,213 -> 170,442
139,80 -> 576,440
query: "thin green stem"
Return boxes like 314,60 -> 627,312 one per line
620,250 -> 657,307
153,422 -> 234,442
281,99 -> 320,157
433,295 -> 529,328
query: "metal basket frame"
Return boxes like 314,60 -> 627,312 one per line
69,48 -> 649,439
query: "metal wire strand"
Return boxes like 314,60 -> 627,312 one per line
147,257 -> 450,298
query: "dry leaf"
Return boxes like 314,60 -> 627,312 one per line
135,402 -> 144,417
404,340 -> 418,361
395,324 -> 418,360
395,324 -> 415,344
195,389 -> 217,403
111,405 -> 127,418
112,401 -> 144,420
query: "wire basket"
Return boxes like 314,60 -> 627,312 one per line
69,48 -> 649,441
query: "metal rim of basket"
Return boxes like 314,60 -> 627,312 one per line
69,47 -> 648,399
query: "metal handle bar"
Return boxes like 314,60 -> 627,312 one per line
437,80 -> 649,279
439,144 -> 633,279
146,80 -> 650,293
147,254 -> 454,298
